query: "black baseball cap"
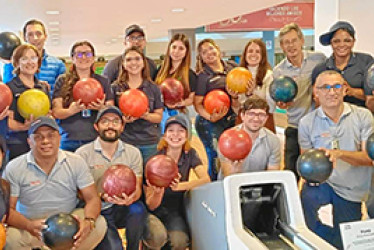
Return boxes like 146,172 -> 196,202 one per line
125,24 -> 145,37
319,21 -> 355,46
28,116 -> 59,136
95,106 -> 123,123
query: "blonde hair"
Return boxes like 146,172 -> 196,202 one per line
279,23 -> 304,43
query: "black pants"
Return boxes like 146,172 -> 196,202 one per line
285,127 -> 300,181
7,143 -> 29,161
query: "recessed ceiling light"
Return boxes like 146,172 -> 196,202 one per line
171,8 -> 185,13
49,28 -> 60,32
105,41 -> 111,44
151,18 -> 162,23
51,37 -> 59,40
49,21 -> 60,25
111,38 -> 118,42
118,34 -> 124,38
49,33 -> 60,37
51,41 -> 59,45
46,10 -> 60,15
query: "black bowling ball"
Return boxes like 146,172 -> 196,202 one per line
297,149 -> 333,184
42,213 -> 79,250
0,32 -> 21,60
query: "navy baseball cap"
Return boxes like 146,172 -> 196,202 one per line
165,115 -> 188,131
125,24 -> 145,37
319,21 -> 355,46
28,116 -> 59,136
95,106 -> 123,123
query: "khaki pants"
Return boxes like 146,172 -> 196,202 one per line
5,208 -> 107,250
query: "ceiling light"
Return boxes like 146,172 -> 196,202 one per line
105,41 -> 111,44
171,8 -> 185,13
49,21 -> 60,25
51,37 -> 59,40
46,10 -> 60,15
111,38 -> 117,42
49,28 -> 60,32
151,18 -> 162,23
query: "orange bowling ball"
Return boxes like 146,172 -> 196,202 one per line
118,89 -> 149,118
17,89 -> 50,119
0,84 -> 13,113
0,223 -> 5,249
226,67 -> 252,93
72,78 -> 104,106
203,89 -> 230,115
218,127 -> 252,161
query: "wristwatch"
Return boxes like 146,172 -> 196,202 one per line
84,217 -> 96,230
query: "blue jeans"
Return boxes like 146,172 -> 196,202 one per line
301,182 -> 361,249
96,201 -> 147,250
195,114 -> 236,181
60,139 -> 92,152
138,144 -> 158,165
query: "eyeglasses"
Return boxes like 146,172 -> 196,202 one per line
31,131 -> 59,142
124,56 -> 142,63
20,56 -> 39,64
244,111 -> 267,119
126,36 -> 144,42
74,51 -> 94,59
99,118 -> 122,126
316,84 -> 343,93
331,38 -> 354,45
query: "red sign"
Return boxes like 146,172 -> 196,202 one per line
205,2 -> 314,32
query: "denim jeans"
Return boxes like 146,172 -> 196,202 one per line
95,201 -> 147,250
138,144 -> 159,165
60,139 -> 93,152
195,114 -> 236,181
301,182 -> 361,249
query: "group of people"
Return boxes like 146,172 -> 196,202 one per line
0,17 -> 373,250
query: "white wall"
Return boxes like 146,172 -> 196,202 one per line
315,0 -> 374,57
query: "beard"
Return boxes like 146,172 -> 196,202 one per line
99,129 -> 121,142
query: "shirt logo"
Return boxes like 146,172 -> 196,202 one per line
30,180 -> 41,186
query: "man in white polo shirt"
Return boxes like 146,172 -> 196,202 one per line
2,116 -> 106,250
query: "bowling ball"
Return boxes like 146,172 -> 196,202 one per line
42,213 -> 79,250
17,89 -> 50,119
367,64 -> 374,90
218,127 -> 252,161
102,164 -> 137,197
0,84 -> 13,113
145,155 -> 179,188
297,149 -> 333,184
0,32 -> 21,60
269,76 -> 298,103
72,78 -> 104,106
203,90 -> 231,115
118,89 -> 149,118
0,223 -> 5,249
160,78 -> 184,106
226,67 -> 252,93
366,133 -> 374,160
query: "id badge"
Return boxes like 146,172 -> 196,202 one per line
331,139 -> 339,150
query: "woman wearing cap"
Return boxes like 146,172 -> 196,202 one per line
193,38 -> 239,181
143,115 -> 210,250
312,21 -> 373,107
112,46 -> 163,164
52,41 -> 114,152
155,33 -> 196,134
6,44 -> 50,160
238,38 -> 276,132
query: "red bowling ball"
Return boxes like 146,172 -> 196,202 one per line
102,164 -> 137,197
218,127 -> 252,161
72,78 -> 104,106
160,78 -> 184,106
203,90 -> 230,115
118,89 -> 149,118
145,155 -> 179,188
0,84 -> 13,113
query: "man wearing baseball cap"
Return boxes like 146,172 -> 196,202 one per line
312,20 -> 373,107
103,24 -> 157,83
2,116 -> 106,249
76,106 -> 146,250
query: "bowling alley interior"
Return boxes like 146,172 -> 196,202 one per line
1,0 -> 374,249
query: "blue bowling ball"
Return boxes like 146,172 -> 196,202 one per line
269,76 -> 298,103
297,149 -> 333,184
366,133 -> 374,160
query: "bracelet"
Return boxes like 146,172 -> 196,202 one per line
84,217 -> 96,230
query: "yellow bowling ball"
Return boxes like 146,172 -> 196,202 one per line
17,89 -> 50,119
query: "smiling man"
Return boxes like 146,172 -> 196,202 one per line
273,23 -> 326,181
218,96 -> 280,179
2,19 -> 66,95
103,24 -> 157,82
2,116 -> 106,250
298,70 -> 374,249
